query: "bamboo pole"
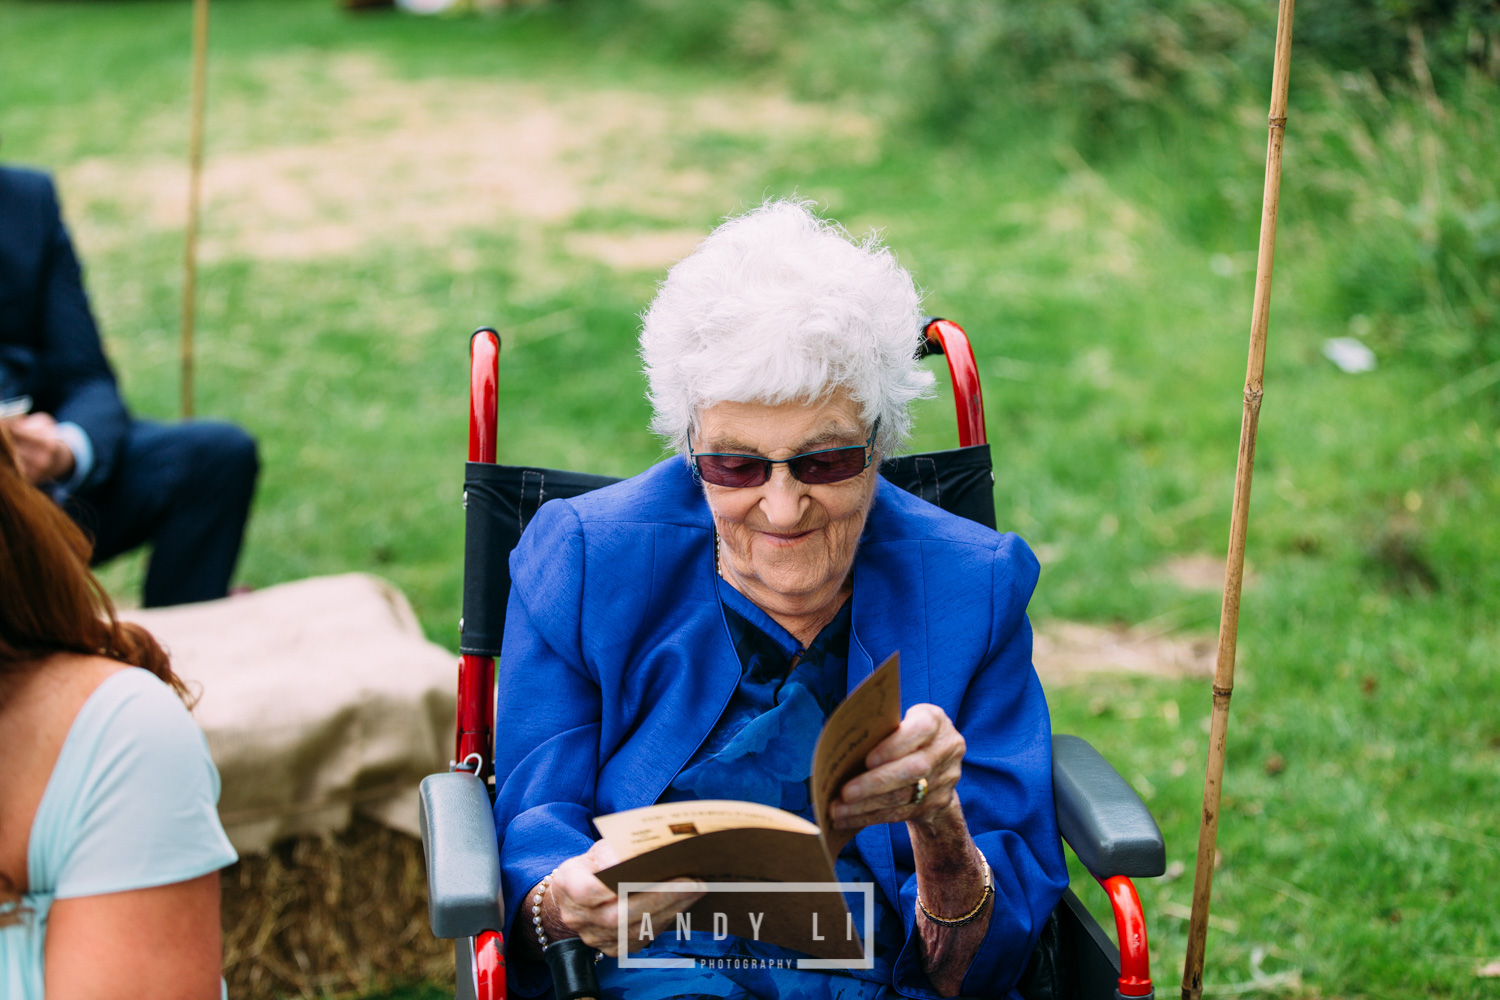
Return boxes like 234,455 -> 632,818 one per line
1180,2 -> 1296,998
180,0 -> 211,419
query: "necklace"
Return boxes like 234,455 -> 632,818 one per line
714,531 -> 723,579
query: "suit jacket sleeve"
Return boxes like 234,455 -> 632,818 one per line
37,176 -> 129,491
492,499 -> 604,997
890,534 -> 1069,998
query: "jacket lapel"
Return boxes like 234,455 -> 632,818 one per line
848,485 -> 933,895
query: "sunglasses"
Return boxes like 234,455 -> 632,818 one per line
691,426 -> 877,488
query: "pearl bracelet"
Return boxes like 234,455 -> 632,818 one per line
532,869 -> 558,949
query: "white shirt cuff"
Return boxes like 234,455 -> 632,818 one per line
54,421 -> 95,494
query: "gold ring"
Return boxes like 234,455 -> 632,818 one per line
911,776 -> 929,806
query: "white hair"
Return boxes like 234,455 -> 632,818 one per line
640,199 -> 934,458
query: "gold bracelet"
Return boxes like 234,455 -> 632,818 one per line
917,860 -> 993,927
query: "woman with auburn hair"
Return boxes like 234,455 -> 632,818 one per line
0,425 -> 237,999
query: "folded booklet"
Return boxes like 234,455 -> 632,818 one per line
593,652 -> 901,961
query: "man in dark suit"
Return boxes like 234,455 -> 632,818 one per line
1,165 -> 258,607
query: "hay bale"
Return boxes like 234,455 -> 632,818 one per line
222,818 -> 455,998
124,574 -> 458,856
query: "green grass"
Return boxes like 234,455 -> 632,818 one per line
2,1 -> 1498,996
363,988 -> 451,1000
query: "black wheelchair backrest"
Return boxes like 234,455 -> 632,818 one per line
459,446 -> 995,658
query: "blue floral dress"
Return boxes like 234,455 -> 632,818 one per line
590,583 -> 905,1000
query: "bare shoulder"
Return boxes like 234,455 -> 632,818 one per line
0,654 -> 131,891
5,653 -> 130,729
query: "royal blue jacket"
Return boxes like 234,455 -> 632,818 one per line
0,166 -> 129,493
493,457 -> 1068,999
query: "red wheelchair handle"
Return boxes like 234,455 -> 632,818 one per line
475,930 -> 506,1000
457,328 -> 501,777
921,318 -> 987,448
1098,874 -> 1153,997
470,328 -> 501,464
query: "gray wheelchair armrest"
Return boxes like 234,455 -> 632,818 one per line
419,772 -> 505,939
1052,734 -> 1166,879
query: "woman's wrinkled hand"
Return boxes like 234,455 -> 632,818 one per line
829,703 -> 965,832
539,840 -> 706,956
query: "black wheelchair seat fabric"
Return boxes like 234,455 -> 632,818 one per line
459,444 -> 996,657
460,463 -> 623,656
878,445 -> 995,531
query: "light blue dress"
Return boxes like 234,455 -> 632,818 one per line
0,668 -> 238,1000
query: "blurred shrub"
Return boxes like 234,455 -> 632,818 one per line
566,0 -> 1263,134
564,0 -> 1500,136
1295,0 -> 1500,87
558,0 -> 1500,382
1298,67 -> 1500,373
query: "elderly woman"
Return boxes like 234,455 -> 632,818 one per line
492,201 -> 1066,1000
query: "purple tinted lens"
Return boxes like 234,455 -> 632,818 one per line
696,454 -> 770,487
789,446 -> 868,484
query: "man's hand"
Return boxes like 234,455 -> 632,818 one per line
6,413 -> 76,484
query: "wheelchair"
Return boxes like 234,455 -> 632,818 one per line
420,321 -> 1166,1000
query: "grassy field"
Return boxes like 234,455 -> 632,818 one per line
2,1 -> 1497,996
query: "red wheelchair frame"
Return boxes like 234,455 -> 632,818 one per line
447,321 -> 1154,1000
